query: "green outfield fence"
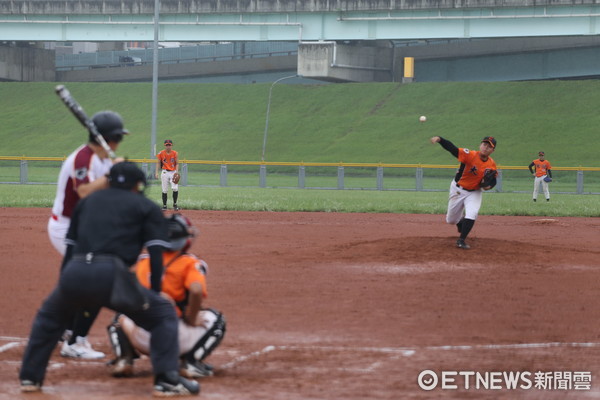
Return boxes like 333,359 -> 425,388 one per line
1,156 -> 599,195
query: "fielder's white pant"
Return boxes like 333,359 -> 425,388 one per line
533,175 -> 550,200
446,181 -> 483,225
161,170 -> 179,193
47,215 -> 70,256
119,310 -> 218,356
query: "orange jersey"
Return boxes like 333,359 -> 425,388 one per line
455,148 -> 497,191
157,149 -> 178,171
532,159 -> 551,177
135,251 -> 207,317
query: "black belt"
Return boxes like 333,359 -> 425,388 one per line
456,183 -> 476,192
72,253 -> 120,264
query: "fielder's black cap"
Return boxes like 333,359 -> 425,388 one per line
164,139 -> 173,145
109,161 -> 146,191
539,151 -> 545,156
481,136 -> 497,148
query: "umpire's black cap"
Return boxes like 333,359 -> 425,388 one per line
109,162 -> 146,191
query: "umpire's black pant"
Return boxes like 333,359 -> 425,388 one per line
19,256 -> 179,385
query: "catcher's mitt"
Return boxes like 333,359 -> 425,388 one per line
481,169 -> 497,189
543,176 -> 552,183
172,172 -> 181,184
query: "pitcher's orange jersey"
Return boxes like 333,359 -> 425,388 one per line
157,150 -> 178,171
135,251 -> 207,317
455,148 -> 497,191
532,159 -> 551,177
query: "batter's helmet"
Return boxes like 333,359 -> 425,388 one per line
108,162 -> 146,191
91,111 -> 129,144
167,213 -> 196,252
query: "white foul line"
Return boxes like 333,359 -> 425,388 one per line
221,345 -> 276,369
220,341 -> 600,370
0,342 -> 22,353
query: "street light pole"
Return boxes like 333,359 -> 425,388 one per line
150,0 -> 160,162
261,74 -> 298,162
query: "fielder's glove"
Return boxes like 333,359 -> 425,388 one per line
172,172 -> 181,184
543,176 -> 552,183
481,169 -> 497,190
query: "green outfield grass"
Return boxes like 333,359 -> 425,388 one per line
1,81 -> 598,217
2,81 -> 600,167
2,184 -> 597,217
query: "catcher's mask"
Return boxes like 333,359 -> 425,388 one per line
109,162 -> 147,192
167,213 -> 197,252
91,111 -> 129,144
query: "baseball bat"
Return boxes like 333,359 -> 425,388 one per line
55,85 -> 117,160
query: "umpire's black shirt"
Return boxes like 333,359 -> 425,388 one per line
65,187 -> 169,289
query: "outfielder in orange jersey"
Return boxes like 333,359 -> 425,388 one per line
430,136 -> 498,250
155,139 -> 180,211
107,214 -> 226,379
528,151 -> 552,202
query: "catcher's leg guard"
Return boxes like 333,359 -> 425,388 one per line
107,315 -> 139,377
183,309 -> 226,363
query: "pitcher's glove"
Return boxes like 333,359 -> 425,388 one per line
481,169 -> 497,190
543,176 -> 552,183
172,172 -> 181,184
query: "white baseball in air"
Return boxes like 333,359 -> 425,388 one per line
419,115 -> 427,122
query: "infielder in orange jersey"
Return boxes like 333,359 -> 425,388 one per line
430,136 -> 498,250
155,139 -> 180,211
528,151 -> 552,202
106,214 -> 226,379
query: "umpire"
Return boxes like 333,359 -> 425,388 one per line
19,162 -> 199,397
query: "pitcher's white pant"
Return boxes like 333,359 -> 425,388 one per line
533,175 -> 550,200
446,181 -> 483,225
119,310 -> 218,356
161,170 -> 179,193
47,215 -> 70,255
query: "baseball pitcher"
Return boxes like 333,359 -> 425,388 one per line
431,136 -> 498,250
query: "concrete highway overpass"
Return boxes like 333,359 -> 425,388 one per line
1,0 -> 600,82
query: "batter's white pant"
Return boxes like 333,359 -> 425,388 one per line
533,175 -> 550,200
47,215 -> 70,256
119,310 -> 218,356
161,170 -> 179,193
446,180 -> 483,225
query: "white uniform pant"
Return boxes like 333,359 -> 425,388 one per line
446,181 -> 483,225
47,215 -> 70,256
161,170 -> 179,193
533,175 -> 550,200
119,310 -> 218,356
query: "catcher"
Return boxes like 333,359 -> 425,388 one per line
528,151 -> 552,202
430,136 -> 498,250
107,213 -> 226,379
155,139 -> 181,211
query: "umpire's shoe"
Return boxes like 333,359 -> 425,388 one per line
456,238 -> 470,250
153,371 -> 200,397
20,380 -> 41,393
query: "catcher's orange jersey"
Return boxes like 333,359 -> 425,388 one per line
157,150 -> 178,171
532,159 -> 551,177
455,148 -> 497,191
135,251 -> 207,317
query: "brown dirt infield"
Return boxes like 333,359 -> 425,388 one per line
0,207 -> 599,399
